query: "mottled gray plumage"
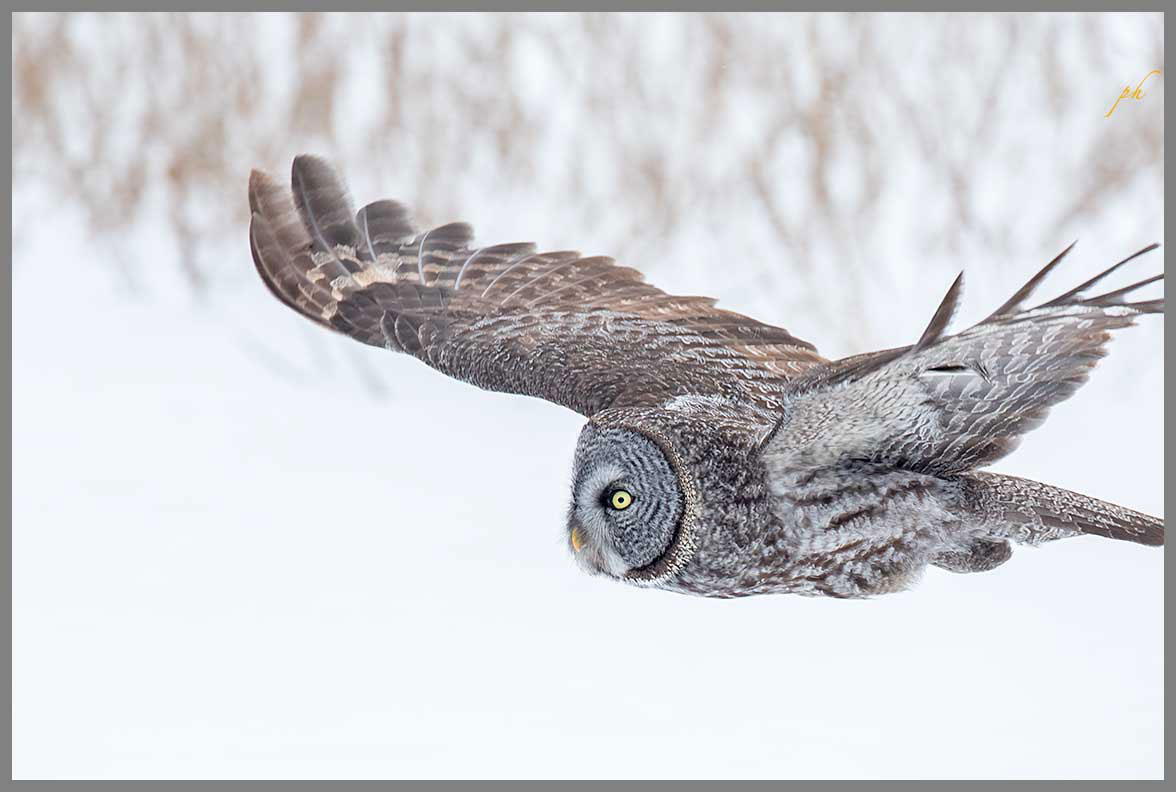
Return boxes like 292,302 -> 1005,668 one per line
249,155 -> 1164,599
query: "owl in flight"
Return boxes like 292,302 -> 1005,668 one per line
249,156 -> 1164,599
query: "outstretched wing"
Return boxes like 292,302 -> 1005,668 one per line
766,242 -> 1163,475
249,156 -> 825,416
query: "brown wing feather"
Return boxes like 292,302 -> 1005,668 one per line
249,155 -> 825,416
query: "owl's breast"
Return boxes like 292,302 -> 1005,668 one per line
665,442 -> 963,598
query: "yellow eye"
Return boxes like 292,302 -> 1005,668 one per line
609,489 -> 633,510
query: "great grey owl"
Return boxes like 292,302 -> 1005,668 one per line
248,156 -> 1164,599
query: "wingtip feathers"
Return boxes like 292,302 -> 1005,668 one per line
913,271 -> 965,352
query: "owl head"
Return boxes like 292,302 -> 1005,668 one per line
566,419 -> 699,585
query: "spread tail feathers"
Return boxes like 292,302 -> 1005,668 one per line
958,472 -> 1164,547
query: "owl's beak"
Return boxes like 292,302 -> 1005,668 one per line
570,526 -> 585,552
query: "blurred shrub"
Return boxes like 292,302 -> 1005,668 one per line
13,12 -> 1163,354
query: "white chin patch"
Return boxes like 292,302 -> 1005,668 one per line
573,539 -> 630,579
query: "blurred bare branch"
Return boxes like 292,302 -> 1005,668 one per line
13,12 -> 1163,365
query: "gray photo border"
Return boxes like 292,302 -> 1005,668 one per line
4,5 -> 1169,789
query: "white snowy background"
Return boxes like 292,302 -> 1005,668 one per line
12,12 -> 1164,779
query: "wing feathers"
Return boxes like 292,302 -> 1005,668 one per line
983,238 -> 1078,321
1082,272 -> 1164,310
913,271 -> 964,352
1040,242 -> 1161,308
416,222 -> 476,287
248,202 -> 336,327
905,242 -> 1163,472
774,241 -> 1163,475
355,199 -> 416,261
290,155 -> 364,274
249,156 -> 825,415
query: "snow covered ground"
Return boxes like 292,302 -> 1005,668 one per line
13,220 -> 1163,780
13,12 -> 1163,780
